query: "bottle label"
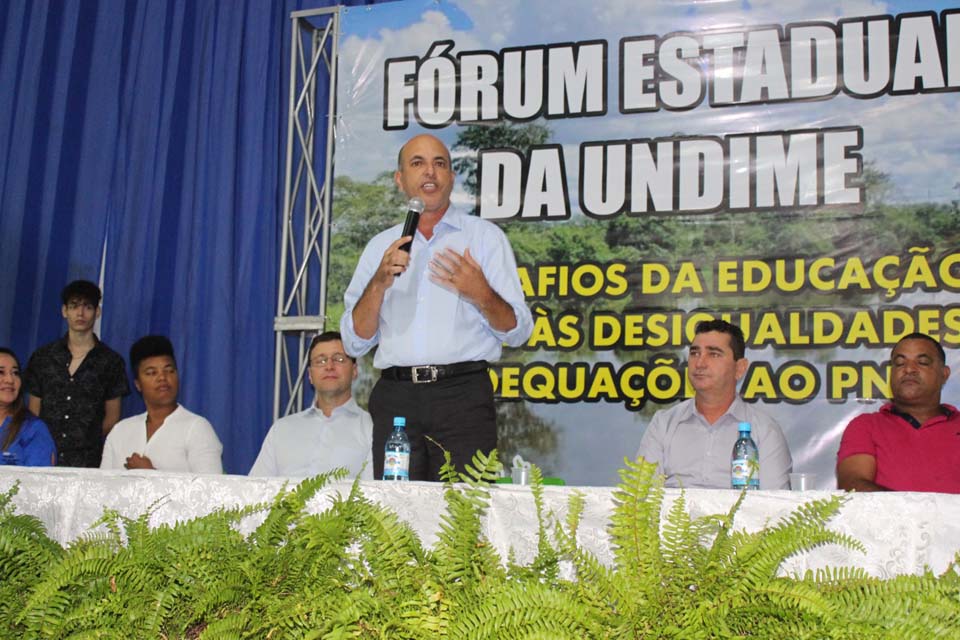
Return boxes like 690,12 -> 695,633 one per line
731,457 -> 759,489
384,451 -> 410,480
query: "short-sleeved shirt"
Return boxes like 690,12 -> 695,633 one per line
836,403 -> 960,493
24,335 -> 130,467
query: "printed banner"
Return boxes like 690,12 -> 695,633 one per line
331,0 -> 960,486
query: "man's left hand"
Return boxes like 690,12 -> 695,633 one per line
429,247 -> 492,305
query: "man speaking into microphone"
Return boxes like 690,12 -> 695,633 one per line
341,134 -> 533,481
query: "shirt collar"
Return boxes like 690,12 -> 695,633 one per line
307,396 -> 361,419
435,205 -> 465,233
882,402 -> 956,429
684,394 -> 745,425
56,333 -> 102,352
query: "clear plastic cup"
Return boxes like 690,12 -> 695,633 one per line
511,466 -> 530,485
789,472 -> 816,491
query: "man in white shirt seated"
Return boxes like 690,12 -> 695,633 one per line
101,335 -> 223,473
636,319 -> 792,489
249,331 -> 373,479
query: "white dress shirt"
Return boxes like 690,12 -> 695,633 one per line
248,397 -> 373,479
100,405 -> 223,474
340,206 -> 533,368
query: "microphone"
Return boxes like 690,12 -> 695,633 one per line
399,197 -> 424,253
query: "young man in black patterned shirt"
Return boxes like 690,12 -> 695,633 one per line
24,280 -> 129,467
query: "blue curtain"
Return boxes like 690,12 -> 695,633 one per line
0,0 -> 375,474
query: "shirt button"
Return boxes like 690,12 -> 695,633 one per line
64,415 -> 70,420
66,396 -> 72,401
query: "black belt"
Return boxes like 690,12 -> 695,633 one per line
381,360 -> 489,384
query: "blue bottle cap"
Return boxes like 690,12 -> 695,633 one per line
393,416 -> 406,428
738,421 -> 751,433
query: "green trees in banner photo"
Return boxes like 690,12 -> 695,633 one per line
328,172 -> 407,325
452,121 -> 552,210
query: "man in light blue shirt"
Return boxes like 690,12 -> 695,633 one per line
250,331 -> 373,479
340,134 -> 533,481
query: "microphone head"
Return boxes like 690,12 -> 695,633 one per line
407,197 -> 424,213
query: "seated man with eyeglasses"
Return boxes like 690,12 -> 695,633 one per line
249,331 -> 373,479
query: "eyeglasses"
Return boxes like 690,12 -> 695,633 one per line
310,354 -> 349,367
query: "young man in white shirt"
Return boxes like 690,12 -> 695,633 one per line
101,335 -> 222,474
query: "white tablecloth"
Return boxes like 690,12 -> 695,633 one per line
2,466 -> 958,579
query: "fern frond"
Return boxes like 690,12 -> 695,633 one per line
609,456 -> 664,583
727,495 -> 863,585
459,448 -> 501,485
249,468 -> 346,548
195,611 -> 251,639
448,580 -> 606,640
432,449 -> 504,587
351,494 -> 428,583
660,491 -> 716,588
512,465 -> 561,584
16,542 -> 120,634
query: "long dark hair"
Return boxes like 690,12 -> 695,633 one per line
0,347 -> 28,451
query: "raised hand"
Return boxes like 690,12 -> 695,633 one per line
429,247 -> 491,304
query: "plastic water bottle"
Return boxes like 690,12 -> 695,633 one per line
383,416 -> 410,481
731,421 -> 759,490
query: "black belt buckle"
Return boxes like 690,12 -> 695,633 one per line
411,365 -> 439,383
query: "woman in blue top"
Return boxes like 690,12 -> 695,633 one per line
1,348 -> 56,466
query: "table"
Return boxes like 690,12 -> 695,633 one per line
2,466 -> 958,579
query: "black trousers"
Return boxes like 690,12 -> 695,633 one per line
369,370 -> 497,481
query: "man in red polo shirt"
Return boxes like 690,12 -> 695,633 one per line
837,333 -> 960,493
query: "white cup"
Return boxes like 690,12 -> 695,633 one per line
511,466 -> 530,485
789,472 -> 817,491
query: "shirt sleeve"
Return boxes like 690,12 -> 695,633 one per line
361,448 -> 374,481
248,427 -> 277,476
756,417 -> 792,490
186,417 -> 224,474
340,237 -> 386,358
636,411 -> 667,476
19,419 -> 57,467
23,350 -> 44,399
360,412 -> 374,481
478,224 -> 533,347
836,414 -> 876,463
103,351 -> 131,399
100,429 -> 123,469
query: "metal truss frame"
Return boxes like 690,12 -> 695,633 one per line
273,7 -> 340,421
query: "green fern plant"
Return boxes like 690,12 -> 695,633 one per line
1,456 -> 959,639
